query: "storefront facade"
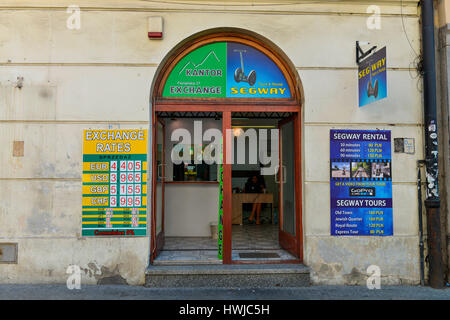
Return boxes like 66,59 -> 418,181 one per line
0,0 -> 444,286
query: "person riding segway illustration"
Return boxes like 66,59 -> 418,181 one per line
354,164 -> 368,178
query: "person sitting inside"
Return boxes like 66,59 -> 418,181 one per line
245,175 -> 265,225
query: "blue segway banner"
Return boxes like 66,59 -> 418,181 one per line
226,42 -> 291,98
358,47 -> 387,107
330,129 -> 393,236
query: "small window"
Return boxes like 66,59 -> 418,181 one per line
172,144 -> 218,182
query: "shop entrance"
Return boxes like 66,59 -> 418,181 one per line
230,113 -> 300,262
149,28 -> 303,265
152,113 -> 223,265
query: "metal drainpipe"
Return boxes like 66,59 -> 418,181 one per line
421,0 -> 444,288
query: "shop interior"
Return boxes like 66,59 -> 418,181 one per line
153,111 -> 296,264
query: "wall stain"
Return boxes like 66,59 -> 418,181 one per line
27,210 -> 58,234
82,262 -> 128,285
343,267 -> 366,285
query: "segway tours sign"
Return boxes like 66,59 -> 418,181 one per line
330,129 -> 393,236
163,42 -> 291,98
358,47 -> 387,107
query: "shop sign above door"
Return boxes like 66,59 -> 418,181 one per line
163,42 -> 291,98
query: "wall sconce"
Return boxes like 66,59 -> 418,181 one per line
233,128 -> 244,137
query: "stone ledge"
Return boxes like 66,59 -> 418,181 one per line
146,264 -> 310,275
145,264 -> 310,288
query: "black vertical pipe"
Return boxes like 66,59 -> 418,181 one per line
421,0 -> 444,288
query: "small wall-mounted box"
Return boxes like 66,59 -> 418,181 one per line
13,141 -> 24,157
394,138 -> 415,154
148,16 -> 163,39
0,243 -> 18,264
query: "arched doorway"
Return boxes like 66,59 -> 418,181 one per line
150,28 -> 303,265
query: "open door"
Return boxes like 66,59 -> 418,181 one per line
278,114 -> 300,259
151,118 -> 165,262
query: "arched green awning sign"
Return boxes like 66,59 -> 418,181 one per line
163,42 -> 291,99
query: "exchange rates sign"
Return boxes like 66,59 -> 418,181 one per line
82,129 -> 147,237
330,129 -> 393,236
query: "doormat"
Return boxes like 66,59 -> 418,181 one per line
238,252 -> 280,259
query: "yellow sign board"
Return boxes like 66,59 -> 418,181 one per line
82,129 -> 148,237
83,129 -> 147,155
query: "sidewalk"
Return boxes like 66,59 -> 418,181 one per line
0,284 -> 449,300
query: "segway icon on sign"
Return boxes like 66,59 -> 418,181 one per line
367,73 -> 379,99
233,49 -> 257,86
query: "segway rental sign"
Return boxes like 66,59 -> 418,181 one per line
82,129 -> 148,237
330,129 -> 393,236
358,47 -> 387,107
163,42 -> 291,98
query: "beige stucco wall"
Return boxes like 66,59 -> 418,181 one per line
438,0 -> 450,26
0,0 -> 423,285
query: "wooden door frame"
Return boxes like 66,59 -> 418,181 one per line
277,113 -> 302,261
150,106 -> 303,265
228,110 -> 302,265
222,111 -> 232,264
149,29 -> 305,265
150,116 -> 166,264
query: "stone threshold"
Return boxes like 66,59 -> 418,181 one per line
145,264 -> 311,288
